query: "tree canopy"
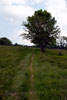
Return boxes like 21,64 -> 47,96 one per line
22,9 -> 60,52
0,37 -> 12,45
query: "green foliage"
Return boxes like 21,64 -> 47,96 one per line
22,9 -> 60,52
0,37 -> 12,45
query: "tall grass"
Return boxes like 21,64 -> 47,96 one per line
0,46 -> 33,100
33,49 -> 67,100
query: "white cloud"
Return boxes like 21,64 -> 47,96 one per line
19,39 -> 34,46
0,0 -> 26,5
0,0 -> 43,21
0,2 -> 34,22
32,0 -> 44,4
45,0 -> 67,36
14,30 -> 33,45
0,0 -> 43,5
2,5 -> 34,21
16,30 -> 28,36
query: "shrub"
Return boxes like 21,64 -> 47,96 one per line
58,52 -> 63,56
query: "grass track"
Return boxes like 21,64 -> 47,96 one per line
29,54 -> 39,100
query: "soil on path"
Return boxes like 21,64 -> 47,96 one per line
29,55 -> 38,100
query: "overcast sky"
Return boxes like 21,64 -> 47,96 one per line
0,0 -> 67,45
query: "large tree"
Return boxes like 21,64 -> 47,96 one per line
22,9 -> 60,52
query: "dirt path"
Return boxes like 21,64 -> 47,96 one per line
29,55 -> 38,100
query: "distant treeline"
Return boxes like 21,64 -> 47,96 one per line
0,37 -> 67,50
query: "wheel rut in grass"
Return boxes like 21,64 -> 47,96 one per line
8,53 -> 32,100
29,54 -> 38,100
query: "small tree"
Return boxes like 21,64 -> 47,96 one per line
62,36 -> 67,49
22,9 -> 60,52
59,36 -> 67,48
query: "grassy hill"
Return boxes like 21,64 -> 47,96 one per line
0,46 -> 67,100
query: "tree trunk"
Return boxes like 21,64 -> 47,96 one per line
40,45 -> 45,53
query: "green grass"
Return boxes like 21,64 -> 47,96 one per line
33,49 -> 67,100
0,46 -> 67,100
0,46 -> 33,100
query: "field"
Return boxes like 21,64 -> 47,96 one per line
0,46 -> 67,100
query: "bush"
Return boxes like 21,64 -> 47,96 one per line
58,52 -> 63,56
14,43 -> 18,46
